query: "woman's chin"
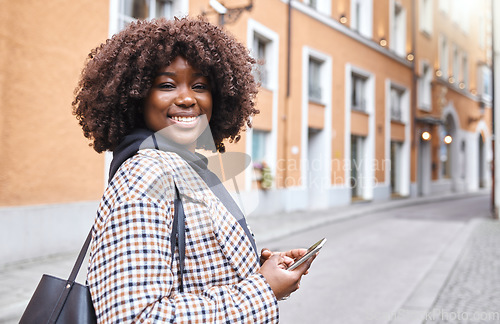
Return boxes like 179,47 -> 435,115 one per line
157,124 -> 208,149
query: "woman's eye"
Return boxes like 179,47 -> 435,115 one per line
193,84 -> 208,90
158,83 -> 175,89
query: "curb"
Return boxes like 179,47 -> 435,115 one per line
251,189 -> 491,244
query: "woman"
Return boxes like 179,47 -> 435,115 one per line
73,17 -> 313,323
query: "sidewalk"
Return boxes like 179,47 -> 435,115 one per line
390,218 -> 500,324
0,190 -> 495,324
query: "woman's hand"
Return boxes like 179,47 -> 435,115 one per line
258,248 -> 314,300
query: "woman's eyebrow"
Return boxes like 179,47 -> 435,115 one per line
157,72 -> 205,77
157,72 -> 175,76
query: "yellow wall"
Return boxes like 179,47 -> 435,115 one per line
0,1 -> 108,206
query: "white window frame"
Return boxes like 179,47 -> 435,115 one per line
390,0 -> 407,57
304,0 -> 331,15
246,19 -> 280,191
419,0 -> 433,35
301,47 -> 333,199
109,0 -> 188,36
345,64 -> 375,200
351,0 -> 373,39
385,80 -> 410,196
461,53 -> 469,88
247,20 -> 279,91
439,35 -> 449,78
452,44 -> 460,82
418,60 -> 432,111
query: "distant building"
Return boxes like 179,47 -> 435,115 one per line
0,0 -> 492,265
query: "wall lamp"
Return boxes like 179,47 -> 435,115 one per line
379,38 -> 387,47
435,69 -> 443,77
406,53 -> 415,61
421,131 -> 431,141
339,14 -> 347,24
443,135 -> 453,144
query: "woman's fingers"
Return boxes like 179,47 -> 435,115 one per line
260,248 -> 273,265
282,248 -> 308,260
258,254 -> 306,300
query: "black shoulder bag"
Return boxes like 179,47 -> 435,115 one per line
19,186 -> 186,323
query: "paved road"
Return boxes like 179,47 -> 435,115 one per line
262,195 -> 492,324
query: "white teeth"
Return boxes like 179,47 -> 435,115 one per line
171,116 -> 197,123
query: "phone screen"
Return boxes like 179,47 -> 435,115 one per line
287,238 -> 326,271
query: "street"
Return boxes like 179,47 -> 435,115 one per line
260,195 -> 492,324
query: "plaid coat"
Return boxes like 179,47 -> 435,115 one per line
87,149 -> 279,323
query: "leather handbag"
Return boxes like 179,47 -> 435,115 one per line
19,184 -> 186,323
19,230 -> 97,324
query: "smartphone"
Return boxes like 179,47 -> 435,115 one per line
287,238 -> 327,271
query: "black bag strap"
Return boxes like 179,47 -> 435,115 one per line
170,185 -> 186,292
154,133 -> 185,291
47,228 -> 93,324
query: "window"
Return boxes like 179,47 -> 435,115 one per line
252,130 -> 270,163
419,62 -> 432,111
351,73 -> 367,112
304,0 -> 331,14
390,86 -> 404,121
351,0 -> 373,38
479,13 -> 485,49
117,0 -> 173,30
479,65 -> 492,99
461,54 -> 468,88
419,0 -> 432,35
253,35 -> 270,88
248,21 -> 279,91
452,45 -> 459,82
308,58 -> 323,102
439,35 -> 449,77
439,0 -> 450,14
391,2 -> 406,57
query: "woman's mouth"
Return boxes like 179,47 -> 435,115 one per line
169,115 -> 199,127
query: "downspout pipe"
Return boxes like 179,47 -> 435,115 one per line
411,0 -> 418,184
492,0 -> 497,217
283,0 -> 292,188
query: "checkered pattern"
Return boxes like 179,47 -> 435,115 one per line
87,149 -> 279,323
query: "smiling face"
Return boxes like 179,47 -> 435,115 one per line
143,56 -> 213,150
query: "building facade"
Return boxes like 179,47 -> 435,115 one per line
0,0 -> 493,265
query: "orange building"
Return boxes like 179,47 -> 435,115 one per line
0,0 -> 492,265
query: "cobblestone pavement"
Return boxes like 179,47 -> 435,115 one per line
423,219 -> 500,324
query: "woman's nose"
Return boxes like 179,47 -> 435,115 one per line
175,87 -> 195,108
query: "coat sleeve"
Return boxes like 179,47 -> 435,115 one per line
87,155 -> 279,324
